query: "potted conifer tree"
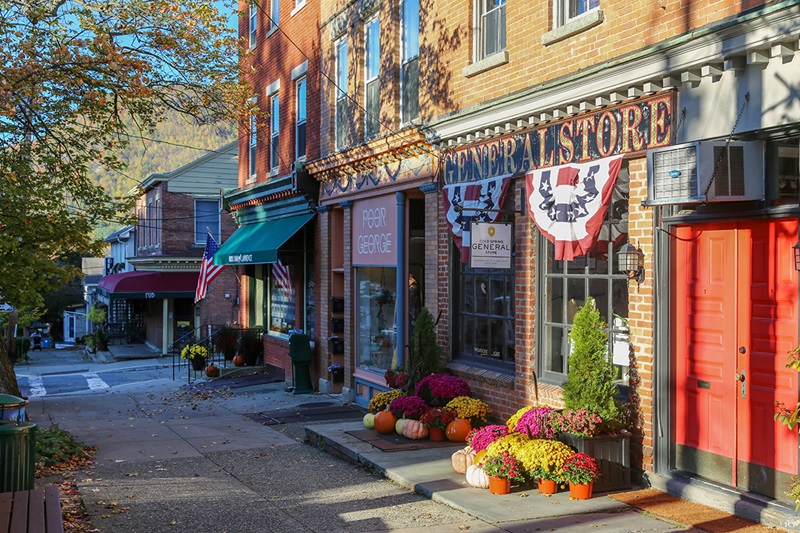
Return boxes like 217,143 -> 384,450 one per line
557,297 -> 632,493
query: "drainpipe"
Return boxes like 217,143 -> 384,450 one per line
396,192 -> 406,368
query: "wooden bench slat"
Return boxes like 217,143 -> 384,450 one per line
8,491 -> 28,533
27,489 -> 45,533
0,492 -> 12,532
44,486 -> 64,533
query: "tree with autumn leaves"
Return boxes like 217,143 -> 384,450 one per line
0,0 -> 253,394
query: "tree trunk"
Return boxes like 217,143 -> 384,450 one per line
5,310 -> 17,363
0,332 -> 22,396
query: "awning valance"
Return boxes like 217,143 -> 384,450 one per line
96,272 -> 198,300
213,213 -> 315,266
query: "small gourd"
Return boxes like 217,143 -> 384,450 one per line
395,418 -> 407,435
402,420 -> 429,440
363,413 -> 375,429
465,464 -> 490,489
451,446 -> 477,474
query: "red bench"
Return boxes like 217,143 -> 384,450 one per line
0,487 -> 64,533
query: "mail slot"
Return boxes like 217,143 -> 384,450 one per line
331,317 -> 344,333
330,297 -> 344,313
697,380 -> 711,390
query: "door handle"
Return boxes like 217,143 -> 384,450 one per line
735,369 -> 746,399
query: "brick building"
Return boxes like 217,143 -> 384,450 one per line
97,142 -> 239,353
226,0 -> 800,527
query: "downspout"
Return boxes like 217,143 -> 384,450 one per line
396,192 -> 407,368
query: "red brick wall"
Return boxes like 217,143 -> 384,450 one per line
420,0 -> 767,118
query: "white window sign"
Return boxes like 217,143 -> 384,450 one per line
470,222 -> 512,269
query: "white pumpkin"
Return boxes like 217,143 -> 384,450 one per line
465,464 -> 490,489
395,418 -> 407,435
363,413 -> 375,429
451,446 -> 477,474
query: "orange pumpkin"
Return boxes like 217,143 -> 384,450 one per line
232,355 -> 244,367
402,420 -> 429,440
445,419 -> 472,442
374,410 -> 398,434
205,364 -> 220,378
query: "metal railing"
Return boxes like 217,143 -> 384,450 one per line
170,325 -> 264,384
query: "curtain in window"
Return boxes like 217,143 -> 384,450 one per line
525,155 -> 623,261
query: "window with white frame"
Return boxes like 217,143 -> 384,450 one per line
147,198 -> 154,247
195,199 -> 220,243
554,0 -> 599,28
249,104 -> 257,178
476,0 -> 506,61
537,165 -> 629,385
270,0 -> 279,30
155,197 -> 161,246
296,77 -> 306,160
270,92 -> 279,172
335,38 -> 348,150
364,16 -> 380,140
401,0 -> 419,123
249,1 -> 257,47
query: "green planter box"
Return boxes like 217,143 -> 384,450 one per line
558,432 -> 632,493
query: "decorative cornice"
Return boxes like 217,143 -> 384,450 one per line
420,182 -> 439,194
339,200 -> 353,209
316,204 -> 333,213
306,127 -> 430,183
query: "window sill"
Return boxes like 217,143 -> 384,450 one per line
542,9 -> 604,46
290,1 -> 306,17
267,25 -> 279,38
463,50 -> 510,78
447,361 -> 515,388
267,169 -> 279,179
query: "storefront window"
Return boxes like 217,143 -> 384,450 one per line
269,259 -> 296,335
538,167 -> 630,385
356,267 -> 397,373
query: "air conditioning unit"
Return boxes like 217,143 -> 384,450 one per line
645,141 -> 764,205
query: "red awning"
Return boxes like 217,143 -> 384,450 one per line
97,271 -> 198,300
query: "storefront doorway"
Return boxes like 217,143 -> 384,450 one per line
671,218 -> 798,500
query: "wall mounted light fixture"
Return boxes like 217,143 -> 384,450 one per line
618,243 -> 644,283
793,237 -> 800,271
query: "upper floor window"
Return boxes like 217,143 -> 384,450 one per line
335,38 -> 348,150
155,197 -> 161,246
401,0 -> 419,123
554,0 -> 599,28
295,77 -> 306,160
477,0 -> 506,61
249,103 -> 257,178
364,16 -> 380,140
269,0 -> 280,30
249,1 -> 257,48
195,199 -> 220,243
270,92 -> 280,172
147,198 -> 154,247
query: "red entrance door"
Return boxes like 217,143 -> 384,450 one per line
672,218 -> 798,499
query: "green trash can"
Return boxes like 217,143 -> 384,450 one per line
289,333 -> 314,394
0,421 -> 37,492
0,394 -> 28,422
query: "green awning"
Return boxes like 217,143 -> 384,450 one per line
213,213 -> 314,265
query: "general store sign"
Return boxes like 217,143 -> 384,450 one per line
470,222 -> 513,269
443,92 -> 673,184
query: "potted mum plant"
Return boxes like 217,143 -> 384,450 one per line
558,298 -> 631,492
482,450 -> 524,494
420,407 -> 456,441
181,343 -> 210,371
444,396 -> 491,442
414,373 -> 471,407
562,452 -> 599,500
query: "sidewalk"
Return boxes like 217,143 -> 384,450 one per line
18,349 -> 793,532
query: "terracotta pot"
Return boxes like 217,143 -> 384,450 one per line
429,427 -> 446,441
537,479 -> 558,495
488,476 -> 511,495
568,481 -> 593,500
445,419 -> 472,442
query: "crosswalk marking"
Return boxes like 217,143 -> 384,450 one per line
84,373 -> 110,391
26,375 -> 46,397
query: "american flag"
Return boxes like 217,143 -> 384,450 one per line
273,258 -> 293,299
195,233 -> 226,303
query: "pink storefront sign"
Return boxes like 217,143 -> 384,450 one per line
352,196 -> 397,266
